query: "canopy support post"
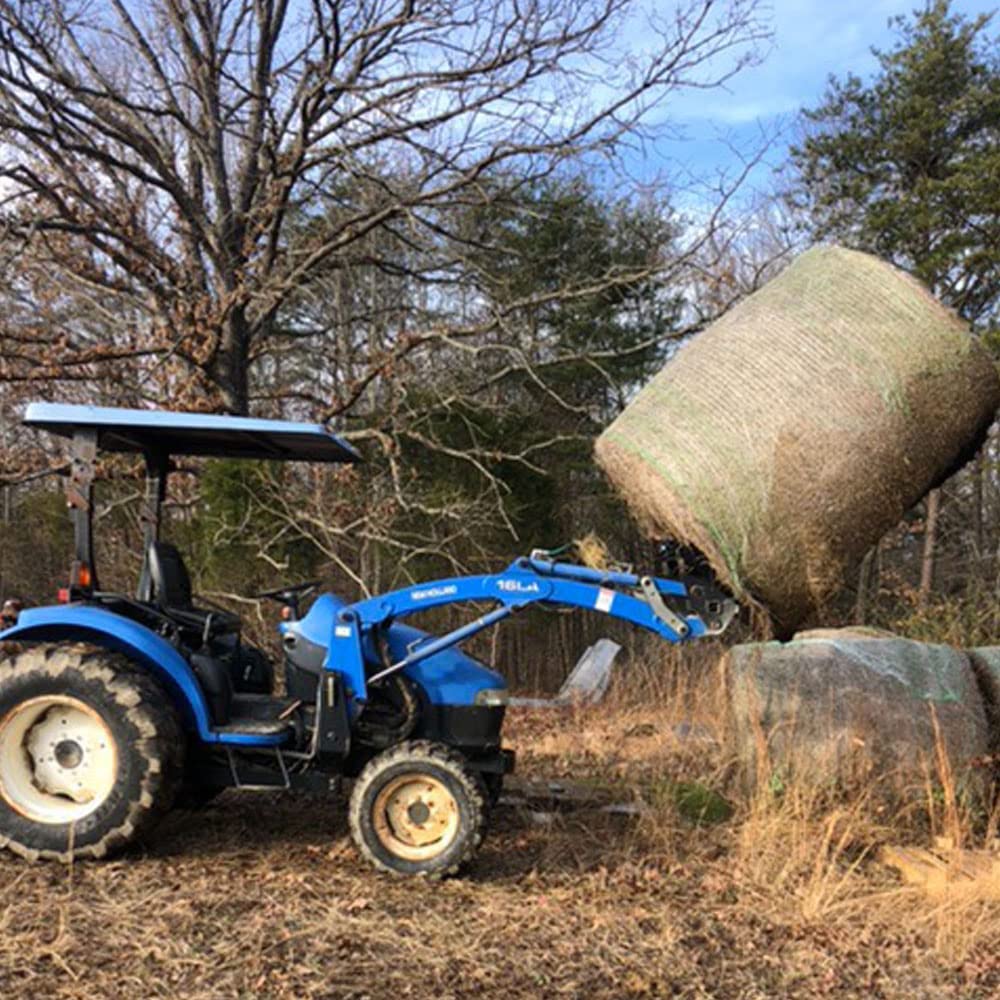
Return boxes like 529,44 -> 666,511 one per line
137,451 -> 169,601
67,429 -> 97,595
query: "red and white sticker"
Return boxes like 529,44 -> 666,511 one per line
595,587 -> 615,613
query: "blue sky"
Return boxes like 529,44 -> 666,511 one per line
634,0 -> 998,200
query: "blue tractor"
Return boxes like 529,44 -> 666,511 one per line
0,404 -> 735,876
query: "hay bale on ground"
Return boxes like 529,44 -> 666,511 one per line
596,246 -> 1000,632
722,631 -> 990,796
967,648 -> 1000,741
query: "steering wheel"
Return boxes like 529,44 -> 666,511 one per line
255,580 -> 321,604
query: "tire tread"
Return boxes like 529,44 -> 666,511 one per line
0,642 -> 184,861
348,739 -> 486,878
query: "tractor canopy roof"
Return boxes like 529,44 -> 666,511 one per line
23,402 -> 361,463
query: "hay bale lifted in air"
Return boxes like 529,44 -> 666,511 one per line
722,631 -> 990,796
595,247 -> 1000,632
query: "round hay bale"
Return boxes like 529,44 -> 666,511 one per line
966,648 -> 1000,742
722,632 -> 990,797
596,246 -> 1000,632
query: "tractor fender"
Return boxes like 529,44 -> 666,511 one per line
0,604 -> 214,740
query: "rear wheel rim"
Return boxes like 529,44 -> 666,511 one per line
0,696 -> 118,824
371,773 -> 460,862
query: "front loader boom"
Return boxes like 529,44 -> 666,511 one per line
328,554 -> 737,708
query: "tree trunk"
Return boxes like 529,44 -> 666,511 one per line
919,488 -> 941,606
212,308 -> 251,415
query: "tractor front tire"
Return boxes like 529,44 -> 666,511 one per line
349,741 -> 486,878
0,644 -> 183,861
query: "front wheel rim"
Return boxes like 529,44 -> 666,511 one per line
371,773 -> 460,862
0,696 -> 118,824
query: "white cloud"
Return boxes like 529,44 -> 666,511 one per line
665,0 -> 997,128
629,0 -> 998,190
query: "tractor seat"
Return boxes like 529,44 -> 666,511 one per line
143,541 -> 241,641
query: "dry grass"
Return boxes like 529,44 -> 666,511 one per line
3,649 -> 1000,999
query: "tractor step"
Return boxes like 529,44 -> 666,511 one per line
214,694 -> 298,737
213,718 -> 292,737
231,693 -> 298,716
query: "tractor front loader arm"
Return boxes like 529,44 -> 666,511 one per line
327,556 -> 737,705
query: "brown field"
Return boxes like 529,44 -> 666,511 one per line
2,654 -> 1000,1000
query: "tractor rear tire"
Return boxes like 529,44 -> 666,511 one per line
0,643 -> 183,861
348,740 -> 486,878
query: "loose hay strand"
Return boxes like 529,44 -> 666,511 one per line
572,532 -> 614,571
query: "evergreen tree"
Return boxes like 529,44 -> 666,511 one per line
790,1 -> 1000,324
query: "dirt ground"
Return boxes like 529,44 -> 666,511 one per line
2,688 -> 1000,1000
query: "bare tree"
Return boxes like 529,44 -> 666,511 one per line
685,185 -> 802,320
221,178 -> 691,594
0,0 -> 765,414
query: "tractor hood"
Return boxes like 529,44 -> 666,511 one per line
284,593 -> 507,705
